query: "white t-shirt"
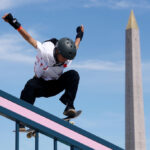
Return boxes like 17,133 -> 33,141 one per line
34,41 -> 72,81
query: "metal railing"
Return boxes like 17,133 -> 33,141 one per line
0,90 -> 124,150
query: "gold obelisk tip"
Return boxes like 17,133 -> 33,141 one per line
126,10 -> 138,30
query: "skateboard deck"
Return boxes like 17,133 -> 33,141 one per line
13,128 -> 32,133
63,110 -> 82,124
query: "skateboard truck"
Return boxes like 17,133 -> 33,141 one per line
63,110 -> 82,125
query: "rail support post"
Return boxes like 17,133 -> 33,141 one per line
15,122 -> 19,150
35,131 -> 39,150
54,138 -> 57,150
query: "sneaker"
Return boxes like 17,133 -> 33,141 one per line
63,105 -> 76,117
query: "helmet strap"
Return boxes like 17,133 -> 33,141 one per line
54,48 -> 65,66
54,48 -> 59,63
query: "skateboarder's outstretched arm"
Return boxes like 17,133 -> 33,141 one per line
2,13 -> 37,49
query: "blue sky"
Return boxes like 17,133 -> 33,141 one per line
0,0 -> 150,149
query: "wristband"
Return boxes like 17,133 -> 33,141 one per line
17,26 -> 23,32
76,26 -> 84,41
76,32 -> 83,41
10,18 -> 21,29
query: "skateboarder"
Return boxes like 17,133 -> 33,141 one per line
2,13 -> 84,131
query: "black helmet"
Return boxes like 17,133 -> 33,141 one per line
56,38 -> 77,60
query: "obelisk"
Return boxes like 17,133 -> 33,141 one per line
125,10 -> 146,150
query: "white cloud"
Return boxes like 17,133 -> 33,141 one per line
83,0 -> 150,9
114,0 -> 150,9
0,0 -> 14,10
0,33 -> 35,63
71,60 -> 124,71
0,0 -> 48,10
70,60 -> 150,75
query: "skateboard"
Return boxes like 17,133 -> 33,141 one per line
63,110 -> 82,124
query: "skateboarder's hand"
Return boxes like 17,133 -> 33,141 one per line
2,13 -> 14,22
76,25 -> 84,33
2,13 -> 21,29
2,13 -> 9,22
76,25 -> 84,41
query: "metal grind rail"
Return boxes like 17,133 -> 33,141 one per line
0,90 -> 124,150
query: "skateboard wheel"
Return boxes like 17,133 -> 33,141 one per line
27,132 -> 32,138
69,121 -> 74,125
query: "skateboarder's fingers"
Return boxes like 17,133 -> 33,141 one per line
2,13 -> 9,22
81,24 -> 84,32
